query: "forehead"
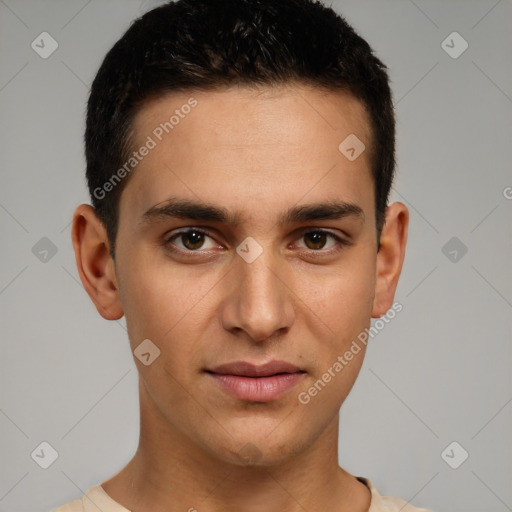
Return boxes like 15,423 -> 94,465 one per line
120,84 -> 374,226
132,84 -> 372,151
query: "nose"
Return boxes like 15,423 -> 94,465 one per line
220,246 -> 295,343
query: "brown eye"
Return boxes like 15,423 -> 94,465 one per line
304,231 -> 329,250
180,230 -> 205,250
297,230 -> 344,252
166,229 -> 217,252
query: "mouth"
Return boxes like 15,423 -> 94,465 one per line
205,360 -> 306,402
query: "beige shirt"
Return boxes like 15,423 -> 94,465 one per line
52,478 -> 433,511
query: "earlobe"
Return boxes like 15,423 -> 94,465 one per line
371,202 -> 409,318
71,204 -> 124,320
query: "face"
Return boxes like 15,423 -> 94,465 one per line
73,84 -> 408,467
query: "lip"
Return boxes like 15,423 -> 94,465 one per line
206,360 -> 305,402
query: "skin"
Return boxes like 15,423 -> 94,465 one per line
72,84 -> 408,512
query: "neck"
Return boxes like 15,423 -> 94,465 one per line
101,382 -> 371,512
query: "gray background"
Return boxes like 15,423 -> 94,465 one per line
1,1 -> 511,511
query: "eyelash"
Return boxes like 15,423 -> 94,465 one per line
162,227 -> 350,256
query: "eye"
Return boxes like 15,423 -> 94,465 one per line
295,229 -> 347,252
165,228 -> 218,252
163,227 -> 349,256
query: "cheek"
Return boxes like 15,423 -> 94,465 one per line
117,250 -> 221,352
117,262 -> 208,405
299,269 -> 373,413
119,275 -> 174,348
303,253 -> 376,332
296,249 -> 376,403
116,247 -> 174,346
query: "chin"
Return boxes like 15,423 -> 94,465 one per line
205,428 -> 309,468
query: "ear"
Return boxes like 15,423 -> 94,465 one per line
71,204 -> 124,320
371,202 -> 409,318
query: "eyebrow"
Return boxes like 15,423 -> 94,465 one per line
140,197 -> 365,227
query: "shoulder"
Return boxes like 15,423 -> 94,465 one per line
378,494 -> 433,512
51,498 -> 84,512
358,477 -> 434,512
51,483 -> 130,512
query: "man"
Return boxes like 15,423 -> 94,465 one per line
56,0 -> 431,510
